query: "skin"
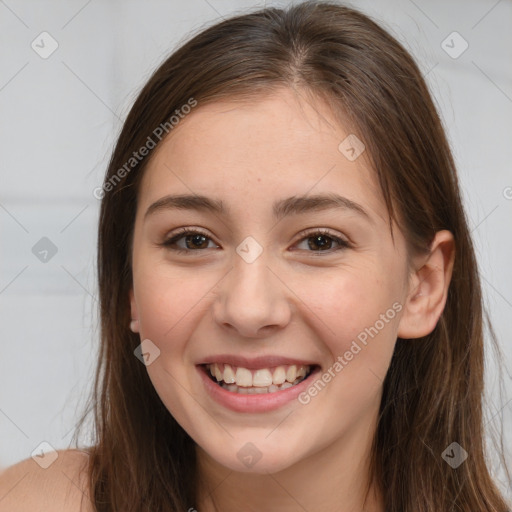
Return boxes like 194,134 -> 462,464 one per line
0,449 -> 93,511
129,87 -> 455,512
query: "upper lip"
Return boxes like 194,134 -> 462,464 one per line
197,354 -> 319,370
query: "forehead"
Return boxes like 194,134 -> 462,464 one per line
138,88 -> 386,223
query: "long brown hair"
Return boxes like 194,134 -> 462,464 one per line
73,2 -> 511,510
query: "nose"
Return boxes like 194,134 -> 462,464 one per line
212,254 -> 292,338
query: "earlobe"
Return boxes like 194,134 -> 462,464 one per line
397,230 -> 455,340
129,288 -> 140,333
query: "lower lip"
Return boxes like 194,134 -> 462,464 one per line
197,365 -> 321,413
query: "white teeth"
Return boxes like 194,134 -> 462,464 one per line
247,387 -> 268,394
223,364 -> 236,384
252,369 -> 273,387
218,378 -> 302,394
286,365 -> 297,383
207,362 -> 314,394
272,366 -> 286,385
222,363 -> 310,386
296,366 -> 307,379
235,367 -> 252,387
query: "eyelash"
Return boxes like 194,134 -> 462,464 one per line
160,227 -> 350,255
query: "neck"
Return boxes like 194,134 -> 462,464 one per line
195,411 -> 384,512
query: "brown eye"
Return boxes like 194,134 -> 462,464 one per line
182,233 -> 210,249
161,227 -> 349,255
294,229 -> 350,253
162,229 -> 218,253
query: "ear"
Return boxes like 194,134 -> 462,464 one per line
129,288 -> 140,333
397,230 -> 455,339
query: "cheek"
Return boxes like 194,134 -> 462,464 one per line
132,259 -> 234,414
298,260 -> 401,356
291,267 -> 401,439
132,265 -> 215,424
134,262 -> 216,344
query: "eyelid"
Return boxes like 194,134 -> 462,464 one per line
290,227 -> 351,254
294,227 -> 350,245
161,226 -> 351,256
162,226 -> 220,251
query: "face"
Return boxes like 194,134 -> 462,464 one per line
129,87 -> 412,474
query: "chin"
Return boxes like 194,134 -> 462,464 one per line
198,436 -> 308,475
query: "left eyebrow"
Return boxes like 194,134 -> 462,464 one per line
272,193 -> 372,223
144,192 -> 372,223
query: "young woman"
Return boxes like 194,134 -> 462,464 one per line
1,1 -> 510,511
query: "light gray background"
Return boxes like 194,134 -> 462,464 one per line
1,0 -> 511,498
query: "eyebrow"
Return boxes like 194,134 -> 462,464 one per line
144,193 -> 372,222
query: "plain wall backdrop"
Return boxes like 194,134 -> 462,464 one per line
1,0 -> 511,499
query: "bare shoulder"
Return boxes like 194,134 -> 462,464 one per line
0,448 -> 94,512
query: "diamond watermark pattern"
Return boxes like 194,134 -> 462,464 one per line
236,236 -> 263,264
31,31 -> 59,59
134,338 -> 161,366
441,32 -> 468,59
338,134 -> 365,161
237,442 -> 262,468
31,441 -> 59,469
32,236 -> 58,263
441,441 -> 468,468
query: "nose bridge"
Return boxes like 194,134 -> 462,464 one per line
213,245 -> 291,337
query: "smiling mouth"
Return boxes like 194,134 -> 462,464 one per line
203,363 -> 317,394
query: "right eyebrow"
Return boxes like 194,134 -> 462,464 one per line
144,194 -> 225,220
